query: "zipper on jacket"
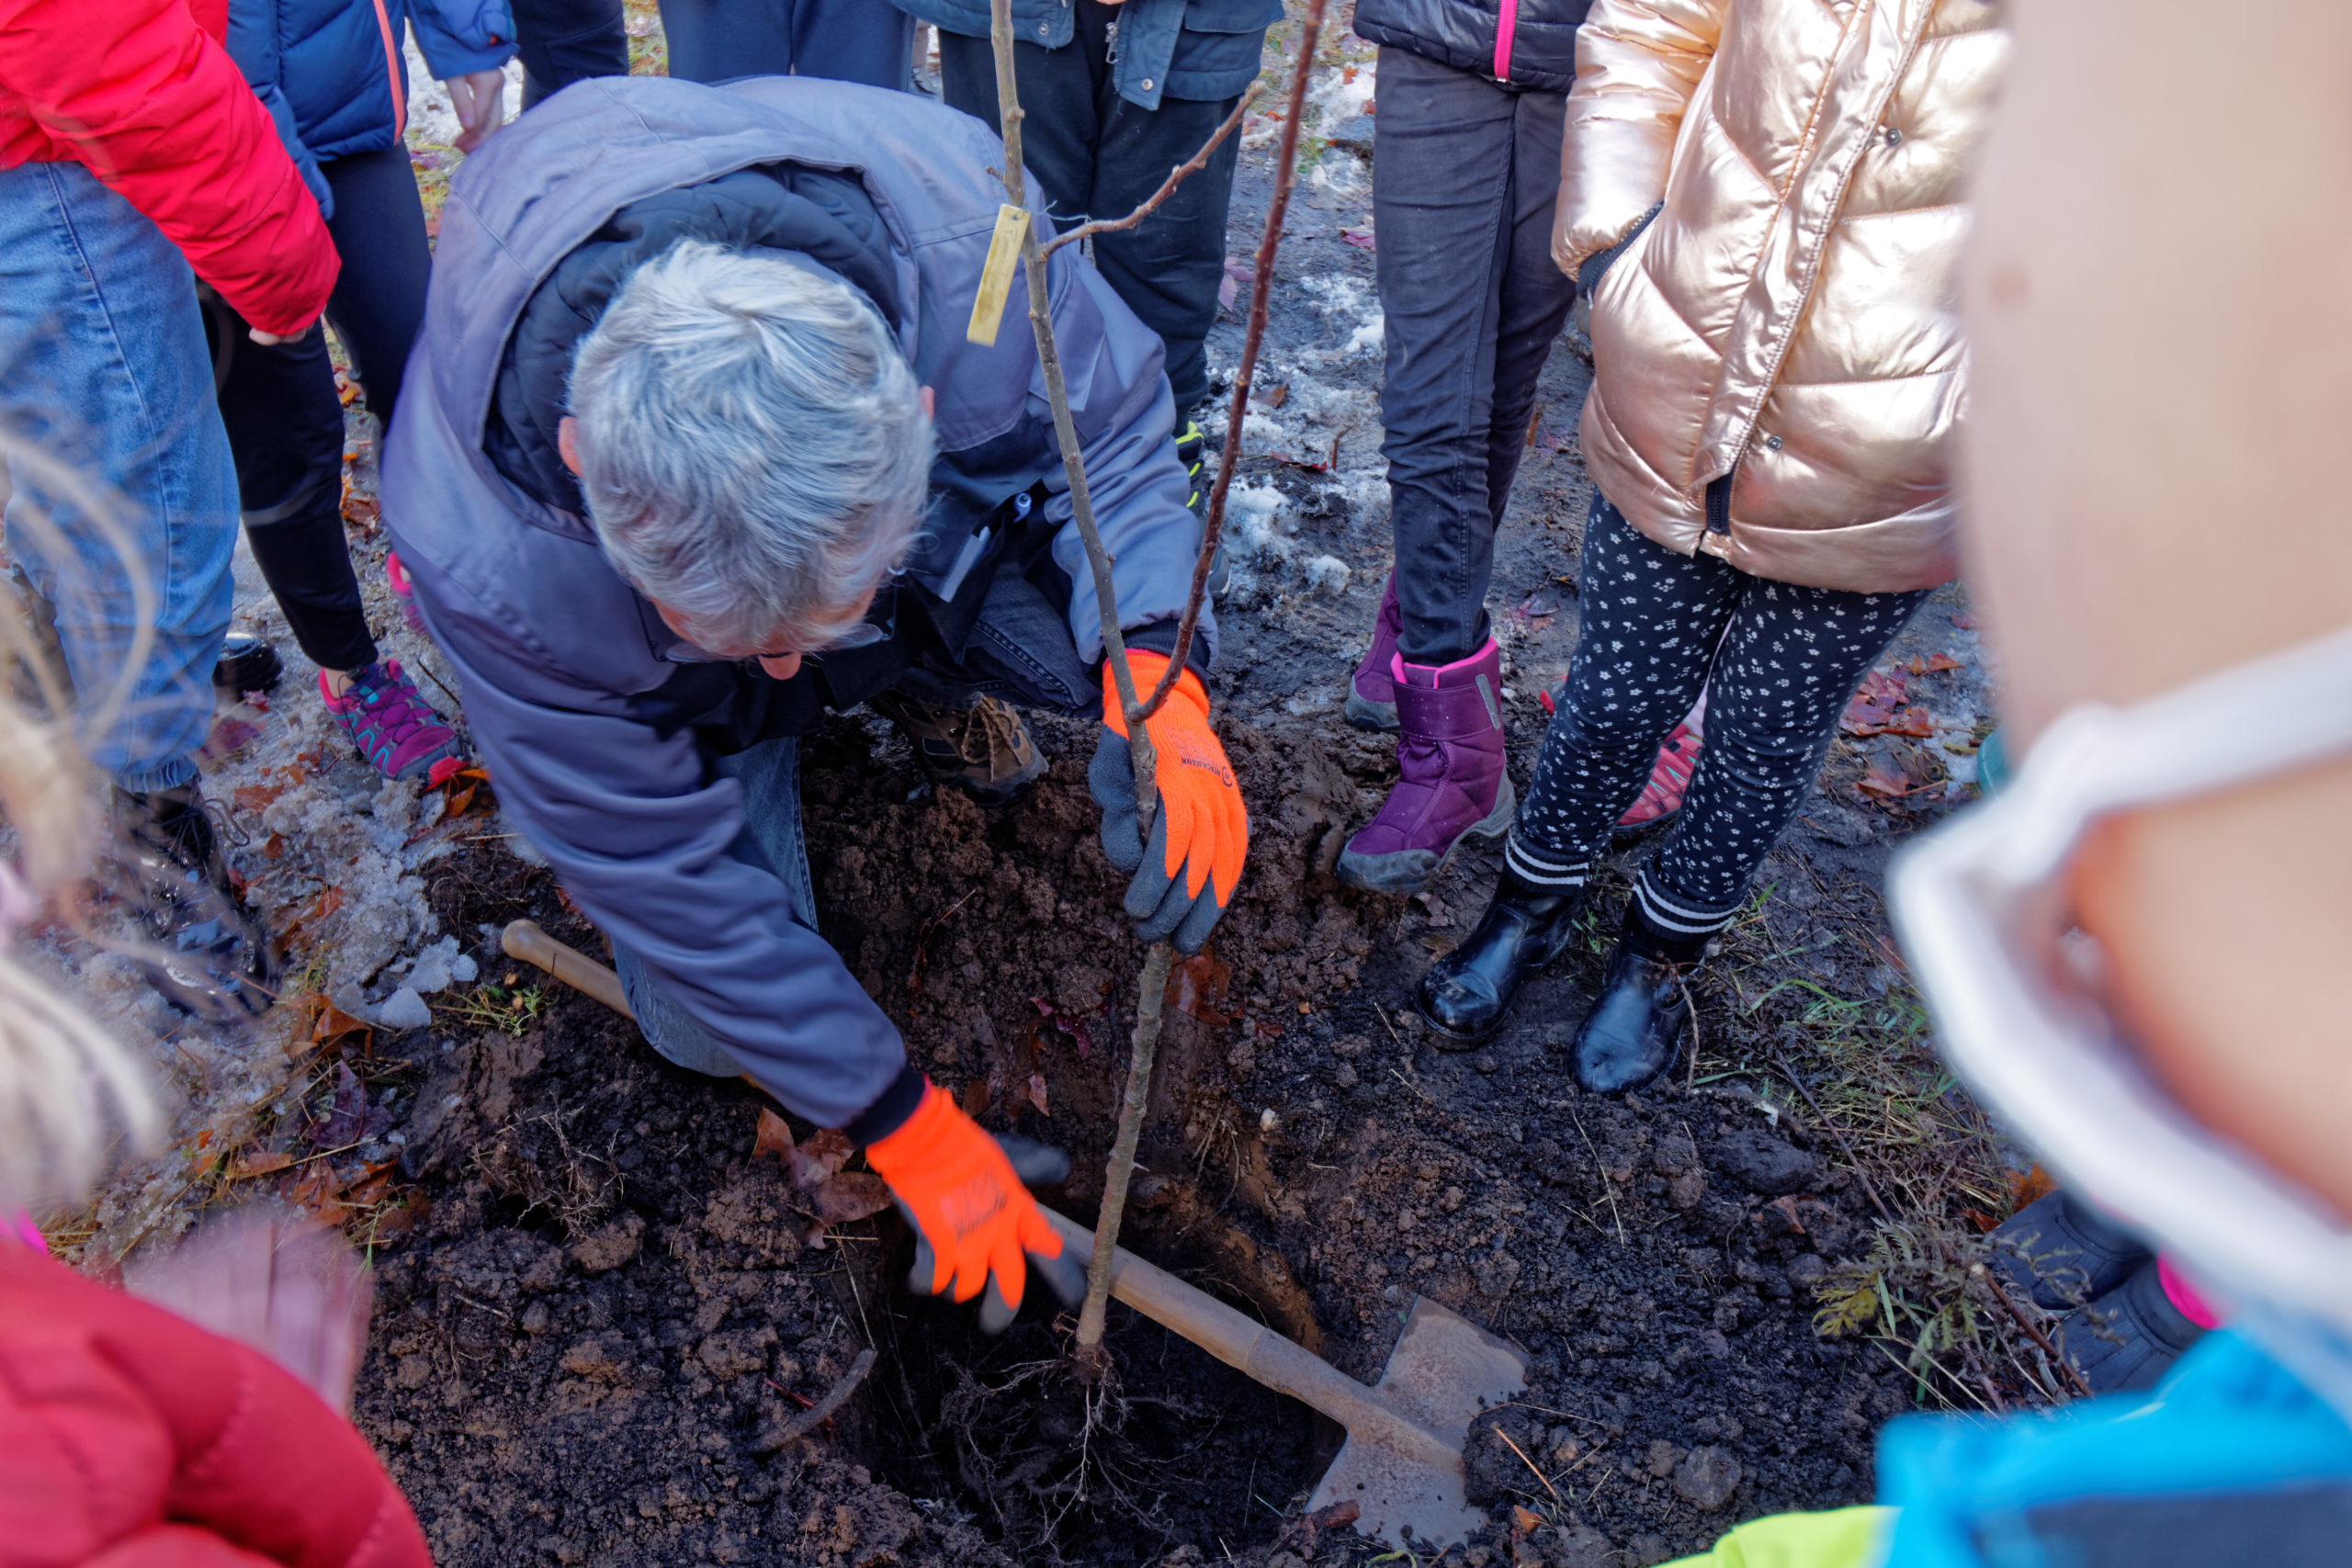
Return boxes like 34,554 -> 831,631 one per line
1704,472 -> 1734,536
369,0 -> 405,142
1492,0 -> 1519,83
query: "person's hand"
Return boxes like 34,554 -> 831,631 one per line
863,1082 -> 1083,1333
119,1203 -> 372,1413
445,69 -> 507,153
1090,649 -> 1248,953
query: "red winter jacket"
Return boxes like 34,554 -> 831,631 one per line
0,0 -> 339,335
0,1240 -> 430,1568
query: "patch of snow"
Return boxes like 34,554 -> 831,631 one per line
377,987 -> 434,1032
1302,555 -> 1351,595
1307,62 -> 1377,127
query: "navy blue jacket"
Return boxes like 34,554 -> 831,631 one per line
227,0 -> 514,174
889,0 -> 1279,110
1354,0 -> 1589,93
383,76 -> 1211,1130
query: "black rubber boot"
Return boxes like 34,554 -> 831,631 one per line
1990,1190 -> 2152,1311
1413,871 -> 1584,1044
1569,927 -> 1698,1094
211,630 -> 282,697
105,784 -> 278,1022
2054,1257 -> 2209,1394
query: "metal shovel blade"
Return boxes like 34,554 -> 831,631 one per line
1306,1296 -> 1529,1548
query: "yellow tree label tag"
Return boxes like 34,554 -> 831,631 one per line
966,203 -> 1032,345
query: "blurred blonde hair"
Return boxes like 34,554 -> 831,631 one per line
0,431 -> 164,1221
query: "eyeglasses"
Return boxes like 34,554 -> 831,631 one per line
746,618 -> 889,660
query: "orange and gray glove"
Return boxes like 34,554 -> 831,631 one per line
863,1082 -> 1084,1333
1089,648 -> 1249,953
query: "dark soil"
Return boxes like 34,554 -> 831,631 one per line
339,27 -> 2001,1567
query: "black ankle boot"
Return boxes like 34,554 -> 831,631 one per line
105,785 -> 278,1022
1571,928 -> 1701,1093
1414,872 -> 1584,1044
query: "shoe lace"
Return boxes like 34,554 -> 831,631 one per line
350,661 -> 435,745
962,697 -> 1026,768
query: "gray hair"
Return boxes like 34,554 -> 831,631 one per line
569,240 -> 933,654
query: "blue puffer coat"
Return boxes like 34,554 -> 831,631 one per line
1354,0 -> 1589,93
227,0 -> 514,172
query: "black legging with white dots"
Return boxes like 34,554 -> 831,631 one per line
1505,494 -> 1931,948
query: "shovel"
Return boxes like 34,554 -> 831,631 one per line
1038,1208 -> 1525,1547
499,919 -> 1527,1547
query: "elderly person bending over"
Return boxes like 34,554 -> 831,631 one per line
382,74 -> 1248,1325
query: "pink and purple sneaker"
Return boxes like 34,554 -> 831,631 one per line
322,660 -> 468,785
387,551 -> 430,639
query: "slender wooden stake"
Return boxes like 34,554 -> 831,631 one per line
987,0 -> 1157,816
984,0 -> 1327,1374
1132,0 -> 1329,724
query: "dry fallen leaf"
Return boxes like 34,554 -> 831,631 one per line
810,1172 -> 892,1224
752,1107 -> 796,1164
958,1077 -> 991,1119
231,1149 -> 295,1179
1026,1072 -> 1049,1117
789,1128 -> 853,1193
1168,951 -> 1232,1027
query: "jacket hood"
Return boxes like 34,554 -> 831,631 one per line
424,76 -> 938,536
487,164 -> 903,513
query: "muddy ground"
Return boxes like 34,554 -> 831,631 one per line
40,12 -> 2022,1568
335,88 -> 1999,1568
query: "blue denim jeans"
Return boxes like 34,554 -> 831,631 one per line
0,161 -> 240,792
613,736 -> 814,1077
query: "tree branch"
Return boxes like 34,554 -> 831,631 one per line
1134,0 -> 1329,723
1037,85 -> 1265,259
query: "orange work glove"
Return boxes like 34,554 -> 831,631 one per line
1090,648 -> 1249,953
863,1082 -> 1084,1332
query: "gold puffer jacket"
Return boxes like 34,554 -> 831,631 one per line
1554,0 -> 2006,593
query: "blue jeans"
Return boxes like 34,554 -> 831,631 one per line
613,737 -> 814,1077
0,162 -> 239,792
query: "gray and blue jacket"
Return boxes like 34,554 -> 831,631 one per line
889,0 -> 1278,110
383,75 -> 1211,1134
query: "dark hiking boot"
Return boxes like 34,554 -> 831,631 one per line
211,631 -> 282,697
103,784 -> 278,1022
1571,933 -> 1695,1094
1175,419 -> 1228,598
1344,573 -> 1403,732
1414,870 -> 1584,1044
1338,639 -> 1513,894
1990,1190 -> 2152,1311
872,691 -> 1046,807
2054,1257 -> 2210,1394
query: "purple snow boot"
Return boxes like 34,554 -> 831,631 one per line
1344,573 -> 1403,732
1336,640 -> 1515,894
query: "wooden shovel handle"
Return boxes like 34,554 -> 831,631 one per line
1039,1208 -> 1458,1473
500,919 -> 633,1020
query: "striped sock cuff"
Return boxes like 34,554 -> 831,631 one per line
1631,875 -> 1739,940
1504,834 -> 1591,890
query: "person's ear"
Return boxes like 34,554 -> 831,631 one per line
920,386 -> 934,420
558,414 -> 583,476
